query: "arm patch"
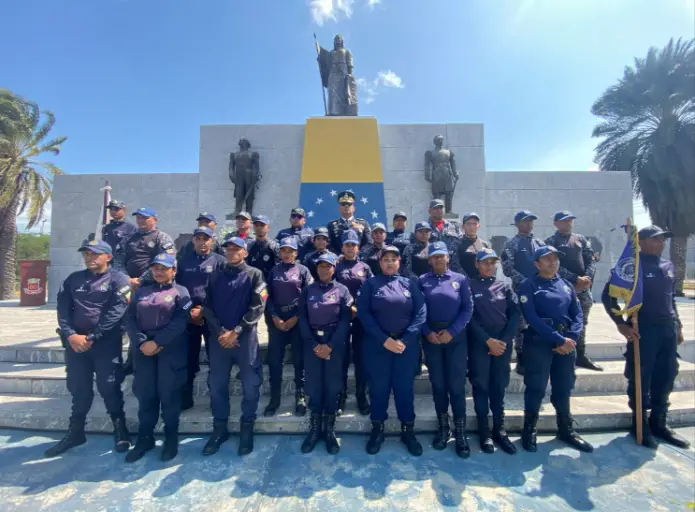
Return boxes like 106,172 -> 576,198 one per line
182,300 -> 193,311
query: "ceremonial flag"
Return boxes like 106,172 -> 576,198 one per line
608,222 -> 643,316
94,181 -> 111,241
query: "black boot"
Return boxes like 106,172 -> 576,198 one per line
366,420 -> 385,454
649,410 -> 691,449
295,388 -> 307,417
203,421 -> 230,456
301,412 -> 323,453
454,418 -> 470,458
160,427 -> 179,462
575,348 -> 603,372
478,416 -> 494,454
401,421 -> 423,456
356,386 -> 371,416
630,410 -> 657,448
522,412 -> 538,452
492,414 -> 517,455
44,418 -> 87,458
324,414 -> 340,454
111,414 -> 131,453
432,412 -> 451,450
264,387 -> 281,417
515,351 -> 525,376
181,385 -> 194,411
125,435 -> 155,463
336,392 -> 347,417
238,421 -> 254,456
557,414 -> 594,453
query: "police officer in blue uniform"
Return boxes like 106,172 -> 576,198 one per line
102,200 -> 137,253
454,212 -> 491,278
358,246 -> 427,456
501,210 -> 545,376
386,211 -> 410,255
124,253 -> 192,462
427,199 -> 462,253
264,237 -> 313,417
47,240 -> 132,458
247,215 -> 280,281
358,222 -> 388,276
299,253 -> 353,454
175,227 -> 226,410
302,227 -> 337,281
335,230 -> 374,416
275,207 -> 315,262
518,246 -> 593,453
418,241 -> 474,458
401,222 -> 433,280
327,190 -> 372,254
226,211 -> 255,241
601,226 -> 689,449
178,212 -> 224,259
468,249 -> 520,455
202,236 -> 267,456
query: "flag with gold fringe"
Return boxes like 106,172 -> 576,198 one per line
608,222 -> 643,316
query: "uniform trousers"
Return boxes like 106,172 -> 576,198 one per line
304,330 -> 345,414
423,330 -> 468,419
523,334 -> 576,416
468,330 -> 513,419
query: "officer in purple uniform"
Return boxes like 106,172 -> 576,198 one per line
357,246 -> 427,456
302,227 -> 337,281
298,253 -> 353,454
468,249 -> 520,455
47,240 -> 132,458
418,241 -> 474,458
202,236 -> 267,457
124,253 -> 192,463
263,237 -> 313,418
518,246 -> 593,453
175,227 -> 226,410
335,230 -> 374,416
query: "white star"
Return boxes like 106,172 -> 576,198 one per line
360,196 -> 368,204
370,210 -> 378,219
329,190 -> 337,197
316,197 -> 324,205
308,211 -> 315,218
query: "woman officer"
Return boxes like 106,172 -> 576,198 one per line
357,246 -> 427,456
418,241 -> 474,458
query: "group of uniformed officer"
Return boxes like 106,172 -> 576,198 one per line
46,192 -> 689,462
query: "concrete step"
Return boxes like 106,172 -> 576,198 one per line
1,360 -> 693,398
0,390 -> 692,435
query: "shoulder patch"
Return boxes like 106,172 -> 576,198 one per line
182,300 -> 193,311
520,295 -> 528,303
256,283 -> 269,301
117,285 -> 131,295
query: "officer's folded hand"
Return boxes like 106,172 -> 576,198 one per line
426,332 -> 441,344
437,330 -> 453,344
218,330 -> 239,348
140,340 -> 161,356
315,345 -> 332,359
351,306 -> 358,319
285,317 -> 298,330
68,334 -> 92,353
272,316 -> 285,330
553,338 -> 576,355
617,324 -> 640,344
384,338 -> 405,354
486,338 -> 506,356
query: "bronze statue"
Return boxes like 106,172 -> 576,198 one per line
424,135 -> 459,214
228,138 -> 260,215
315,34 -> 358,116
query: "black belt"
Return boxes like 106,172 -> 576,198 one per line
428,321 -> 450,330
277,304 -> 297,313
314,324 -> 337,337
387,331 -> 404,339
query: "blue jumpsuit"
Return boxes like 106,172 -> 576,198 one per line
418,271 -> 474,420
57,268 -> 131,422
518,275 -> 583,415
357,275 -> 427,422
102,219 -> 137,253
468,276 -> 520,419
299,281 -> 353,414
203,263 -> 266,423
276,226 -> 315,262
126,282 -> 192,435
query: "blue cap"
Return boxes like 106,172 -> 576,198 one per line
291,207 -> 306,217
78,239 -> 112,255
235,211 -> 252,220
316,252 -> 337,266
393,211 -> 408,220
462,212 -> 480,223
133,206 -> 157,218
342,229 -> 360,245
151,253 -> 176,268
222,236 -> 247,250
253,215 -> 270,225
429,199 -> 445,209
476,248 -> 499,261
379,245 -> 400,258
553,211 -> 576,222
197,211 -> 217,223
372,222 -> 387,232
533,245 -> 559,261
279,237 -> 298,250
107,200 -> 126,209
313,227 -> 329,239
428,241 -> 448,257
415,221 -> 432,232
193,227 -> 214,238
513,210 -> 537,224
638,225 -> 673,240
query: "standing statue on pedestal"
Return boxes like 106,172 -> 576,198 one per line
424,135 -> 459,215
315,34 -> 358,116
229,138 -> 261,215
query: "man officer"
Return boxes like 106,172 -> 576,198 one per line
178,212 -> 224,259
276,207 -> 315,262
402,222 -> 433,280
226,211 -> 255,241
455,212 -> 491,278
247,215 -> 280,281
426,199 -> 462,255
327,190 -> 372,254
101,200 -> 137,253
546,211 -> 602,371
386,211 -> 411,255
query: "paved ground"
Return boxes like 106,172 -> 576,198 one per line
0,428 -> 693,511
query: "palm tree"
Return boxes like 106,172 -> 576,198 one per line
0,90 -> 66,299
591,38 -> 695,295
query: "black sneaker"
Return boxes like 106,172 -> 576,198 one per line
125,435 -> 155,463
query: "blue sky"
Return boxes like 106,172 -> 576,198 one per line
3,0 -> 693,231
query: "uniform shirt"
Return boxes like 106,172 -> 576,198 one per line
298,280 -> 353,349
401,241 -> 431,280
175,250 -> 226,306
275,226 -> 315,261
57,268 -> 131,342
545,231 -> 596,283
518,274 -> 583,347
357,274 -> 427,345
126,281 -> 192,348
224,229 -> 255,242
386,229 -> 411,255
335,259 -> 373,299
246,238 -> 280,281
101,219 -> 137,253
358,243 -> 385,276
327,217 -> 372,254
302,249 -> 338,281
428,218 -> 462,253
267,262 -> 313,321
454,236 -> 491,278
501,233 -> 545,290
468,276 -> 520,344
418,270 -> 473,338
114,228 -> 176,278
203,262 -> 267,334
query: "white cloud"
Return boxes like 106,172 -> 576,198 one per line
357,70 -> 405,104
309,0 -> 380,25
367,0 -> 381,8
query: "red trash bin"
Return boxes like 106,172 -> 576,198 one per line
19,260 -> 50,306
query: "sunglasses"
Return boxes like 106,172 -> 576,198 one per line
290,214 -> 304,219
339,202 -> 353,207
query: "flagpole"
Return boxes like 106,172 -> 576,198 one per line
626,218 -> 643,445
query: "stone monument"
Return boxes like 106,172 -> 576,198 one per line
228,137 -> 261,215
316,34 -> 358,116
424,134 -> 459,217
